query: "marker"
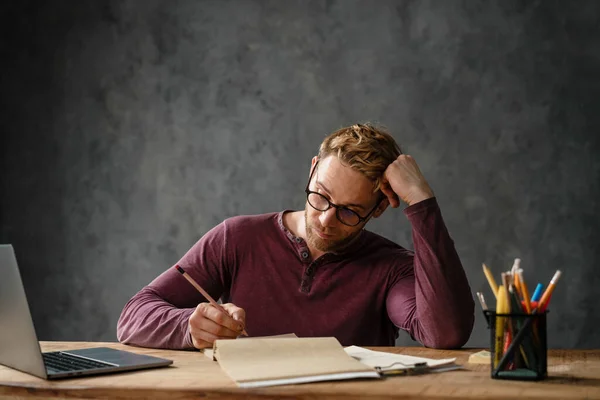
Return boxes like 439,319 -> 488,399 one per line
531,283 -> 544,302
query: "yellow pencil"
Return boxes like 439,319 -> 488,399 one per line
517,269 -> 532,314
513,271 -> 522,298
482,263 -> 499,299
494,285 -> 508,368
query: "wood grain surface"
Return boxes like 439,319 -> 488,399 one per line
0,342 -> 599,399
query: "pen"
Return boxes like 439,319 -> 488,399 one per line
175,265 -> 248,336
482,263 -> 499,299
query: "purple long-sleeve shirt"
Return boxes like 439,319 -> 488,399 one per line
117,198 -> 474,349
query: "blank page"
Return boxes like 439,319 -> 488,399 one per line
214,337 -> 379,387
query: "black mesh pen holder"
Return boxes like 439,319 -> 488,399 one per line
484,310 -> 548,381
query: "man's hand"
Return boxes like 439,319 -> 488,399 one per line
188,302 -> 246,349
381,155 -> 434,208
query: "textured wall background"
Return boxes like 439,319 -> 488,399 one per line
1,0 -> 599,348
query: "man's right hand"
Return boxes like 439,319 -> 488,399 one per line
188,302 -> 246,349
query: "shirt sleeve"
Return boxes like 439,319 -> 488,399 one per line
386,197 -> 475,349
116,220 -> 231,349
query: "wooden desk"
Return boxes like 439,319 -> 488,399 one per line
0,342 -> 599,399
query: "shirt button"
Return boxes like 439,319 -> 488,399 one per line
301,252 -> 309,259
306,267 -> 314,276
295,237 -> 302,243
300,280 -> 309,292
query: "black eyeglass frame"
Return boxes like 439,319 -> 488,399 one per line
304,160 -> 384,227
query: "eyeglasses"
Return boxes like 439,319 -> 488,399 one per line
304,160 -> 382,227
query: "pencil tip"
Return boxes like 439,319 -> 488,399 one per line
553,270 -> 562,280
174,265 -> 185,274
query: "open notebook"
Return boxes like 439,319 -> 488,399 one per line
202,333 -> 299,360
212,336 -> 459,388
213,337 -> 380,388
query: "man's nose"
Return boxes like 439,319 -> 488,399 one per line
319,207 -> 337,227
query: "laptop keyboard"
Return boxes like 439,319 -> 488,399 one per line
43,352 -> 114,372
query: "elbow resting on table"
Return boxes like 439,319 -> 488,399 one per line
115,310 -> 133,345
422,315 -> 474,349
422,329 -> 471,349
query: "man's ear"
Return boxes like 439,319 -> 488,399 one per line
309,156 -> 318,177
373,198 -> 390,219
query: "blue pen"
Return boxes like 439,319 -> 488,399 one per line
531,283 -> 544,302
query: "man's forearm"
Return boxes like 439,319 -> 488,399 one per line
116,286 -> 195,350
405,198 -> 474,348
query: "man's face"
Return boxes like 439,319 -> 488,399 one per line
304,156 -> 383,253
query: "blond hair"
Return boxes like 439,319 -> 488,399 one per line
318,123 -> 402,193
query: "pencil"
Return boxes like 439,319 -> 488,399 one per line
512,272 -> 525,310
476,292 -> 488,311
511,258 -> 521,277
174,265 -> 248,336
511,259 -> 521,296
518,270 -> 541,344
482,263 -> 499,299
536,270 -> 562,312
517,269 -> 532,314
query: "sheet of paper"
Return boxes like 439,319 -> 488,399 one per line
344,345 -> 456,372
214,337 -> 380,388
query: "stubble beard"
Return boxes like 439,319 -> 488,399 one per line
304,211 -> 363,254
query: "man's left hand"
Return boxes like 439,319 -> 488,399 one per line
381,155 -> 434,208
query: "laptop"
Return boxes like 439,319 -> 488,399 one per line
0,244 -> 173,379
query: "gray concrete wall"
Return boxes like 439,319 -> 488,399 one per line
1,0 -> 599,348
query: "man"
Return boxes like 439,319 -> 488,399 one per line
117,123 -> 474,350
